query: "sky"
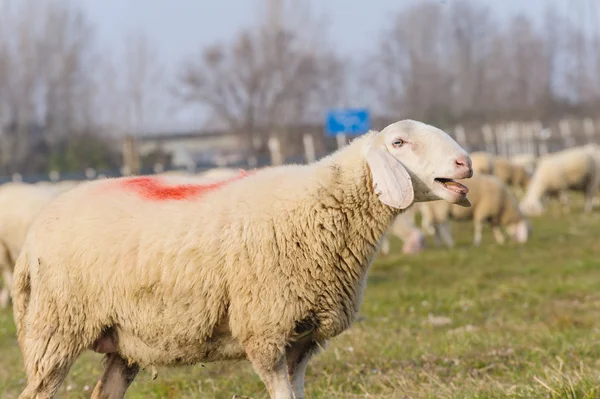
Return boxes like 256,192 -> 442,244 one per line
77,0 -> 569,132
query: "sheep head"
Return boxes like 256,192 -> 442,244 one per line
506,220 -> 531,243
365,119 -> 473,210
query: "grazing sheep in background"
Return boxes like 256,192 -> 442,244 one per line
419,174 -> 530,247
581,144 -> 600,205
197,167 -> 245,180
379,207 -> 425,256
418,198 -> 456,248
520,146 -> 599,216
12,119 -> 472,399
469,151 -> 495,175
511,153 -> 537,175
492,157 -> 531,194
469,152 -> 531,194
0,183 -> 69,308
509,163 -> 532,193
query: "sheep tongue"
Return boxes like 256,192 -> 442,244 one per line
442,180 -> 469,194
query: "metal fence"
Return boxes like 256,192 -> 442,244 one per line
1,117 -> 598,184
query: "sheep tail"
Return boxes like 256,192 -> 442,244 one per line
11,252 -> 31,350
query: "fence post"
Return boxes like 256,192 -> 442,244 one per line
49,170 -> 60,182
247,156 -> 258,168
85,168 -> 96,179
454,125 -> 468,152
532,121 -> 542,156
495,124 -> 504,158
538,127 -> 550,156
336,133 -> 347,149
303,133 -> 316,163
584,118 -> 595,144
187,161 -> 196,173
153,163 -> 164,174
120,165 -> 132,176
559,119 -> 575,147
482,124 -> 495,154
268,136 -> 283,166
122,135 -> 140,175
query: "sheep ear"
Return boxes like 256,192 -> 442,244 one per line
366,144 -> 414,209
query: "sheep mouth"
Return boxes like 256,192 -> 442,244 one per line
434,178 -> 469,195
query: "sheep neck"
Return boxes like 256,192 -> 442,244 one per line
288,137 -> 403,339
317,134 -> 401,264
500,196 -> 523,226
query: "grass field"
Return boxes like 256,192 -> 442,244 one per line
1,199 -> 600,398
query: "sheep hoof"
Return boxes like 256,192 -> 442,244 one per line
151,366 -> 158,380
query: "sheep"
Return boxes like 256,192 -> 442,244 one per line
520,146 -> 599,216
511,153 -> 537,175
492,157 -> 531,194
0,183 -> 63,308
197,167 -> 245,180
419,174 -> 531,247
379,207 -> 425,256
469,152 -> 531,192
12,119 -> 473,399
581,144 -> 600,208
469,151 -> 495,175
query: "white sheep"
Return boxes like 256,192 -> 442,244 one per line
492,157 -> 531,194
419,174 -> 530,247
469,151 -> 495,175
0,183 -> 68,308
511,153 -> 537,175
379,207 -> 425,256
469,152 -> 531,193
197,167 -> 245,180
12,119 -> 473,399
520,146 -> 599,216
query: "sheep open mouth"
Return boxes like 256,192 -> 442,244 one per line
434,178 -> 469,195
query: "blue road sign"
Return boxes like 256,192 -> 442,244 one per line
325,108 -> 371,137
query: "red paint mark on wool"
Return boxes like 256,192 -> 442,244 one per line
119,170 -> 252,201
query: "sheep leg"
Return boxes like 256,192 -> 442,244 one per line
0,266 -> 12,308
0,246 -> 11,308
559,191 -> 570,213
379,235 -> 390,256
286,339 -> 321,399
492,226 -> 505,245
90,353 -> 140,399
436,222 -> 454,248
431,224 -> 442,248
584,189 -> 596,213
473,220 -> 483,247
18,337 -> 80,399
246,347 -> 293,399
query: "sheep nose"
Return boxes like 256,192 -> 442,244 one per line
455,155 -> 473,178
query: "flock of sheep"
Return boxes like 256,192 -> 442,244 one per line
381,142 -> 600,254
0,119 -> 596,399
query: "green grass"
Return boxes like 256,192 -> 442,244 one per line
2,197 -> 600,398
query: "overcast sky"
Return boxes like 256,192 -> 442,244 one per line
77,0 -> 577,131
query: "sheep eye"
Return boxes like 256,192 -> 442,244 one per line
392,139 -> 404,148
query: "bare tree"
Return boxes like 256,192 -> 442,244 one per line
122,31 -> 164,136
39,0 -> 97,143
176,1 -> 346,158
366,0 -> 585,124
0,0 -> 114,174
366,1 -> 453,121
446,0 -> 496,118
